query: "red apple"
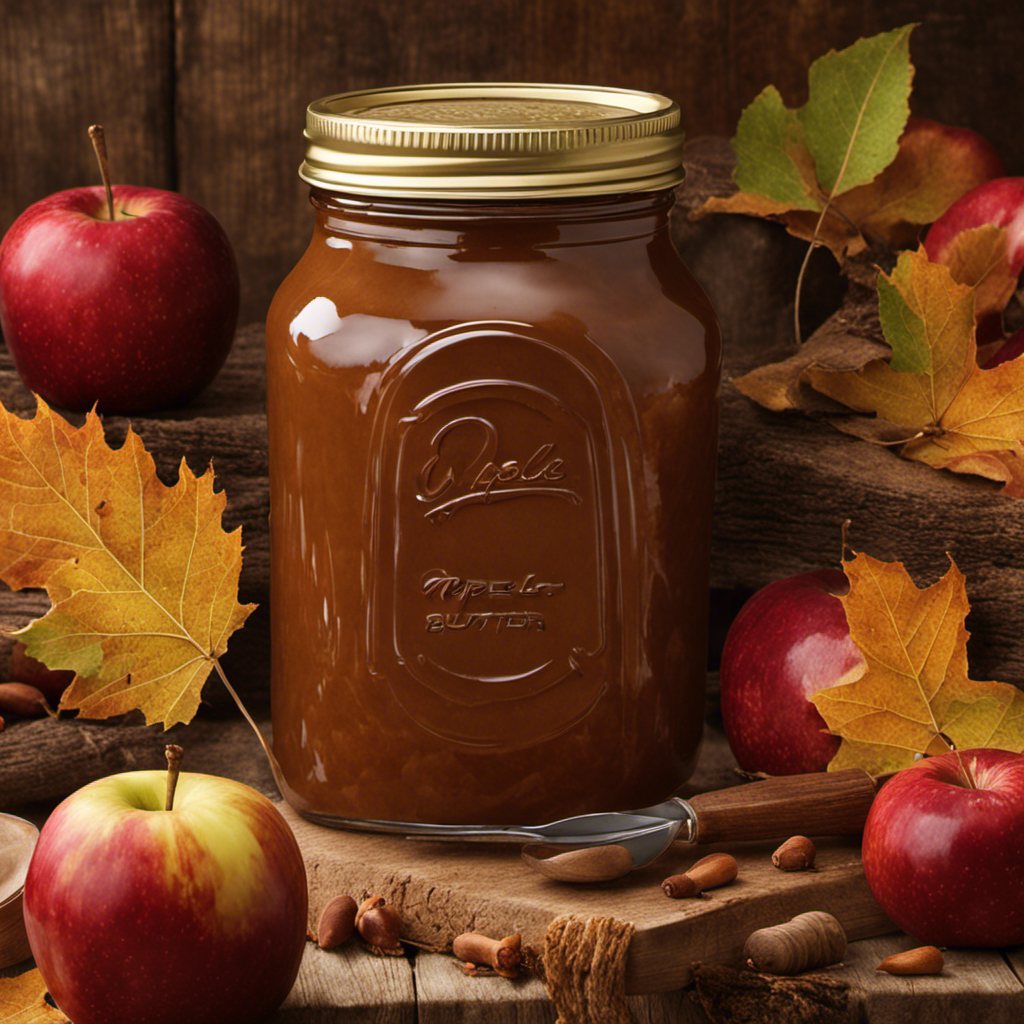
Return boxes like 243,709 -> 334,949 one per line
924,177 -> 1024,342
0,137 -> 238,414
23,768 -> 307,1024
719,570 -> 865,775
983,324 -> 1024,369
862,748 -> 1024,947
925,177 -> 1024,274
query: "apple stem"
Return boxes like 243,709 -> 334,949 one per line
165,743 -> 184,811
88,125 -> 116,222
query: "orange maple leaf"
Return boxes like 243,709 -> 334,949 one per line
0,969 -> 68,1022
811,551 -> 1024,776
0,398 -> 254,728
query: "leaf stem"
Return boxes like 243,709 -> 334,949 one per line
165,743 -> 184,811
212,657 -> 289,797
88,125 -> 116,222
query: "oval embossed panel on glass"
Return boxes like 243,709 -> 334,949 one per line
266,83 -> 720,828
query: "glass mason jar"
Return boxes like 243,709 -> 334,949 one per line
266,83 -> 720,827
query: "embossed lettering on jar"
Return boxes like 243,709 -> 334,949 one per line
266,83 -> 721,826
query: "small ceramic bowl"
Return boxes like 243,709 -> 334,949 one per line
1,813 -> 39,968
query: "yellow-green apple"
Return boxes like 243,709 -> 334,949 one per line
862,748 -> 1024,947
0,162 -> 238,414
719,570 -> 864,775
23,769 -> 307,1024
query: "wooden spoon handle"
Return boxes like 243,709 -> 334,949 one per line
687,769 -> 878,845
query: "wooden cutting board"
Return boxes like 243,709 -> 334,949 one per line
284,804 -> 893,994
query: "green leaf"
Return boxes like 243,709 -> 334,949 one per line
732,86 -> 819,210
799,24 -> 915,196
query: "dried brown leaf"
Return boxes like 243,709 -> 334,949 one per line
733,290 -> 888,413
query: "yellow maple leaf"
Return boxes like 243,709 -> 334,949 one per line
806,248 -> 1024,470
811,551 -> 1024,776
0,969 -> 68,1023
0,398 -> 254,728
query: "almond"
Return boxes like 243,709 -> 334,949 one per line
877,945 -> 944,975
317,894 -> 357,949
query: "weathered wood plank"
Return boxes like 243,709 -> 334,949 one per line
0,715 -> 278,811
844,936 -> 1024,1024
289,807 -> 891,997
275,942 -> 416,1023
0,0 -> 174,226
414,951 -> 556,1024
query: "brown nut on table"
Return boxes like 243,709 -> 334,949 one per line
453,932 -> 522,978
772,836 -> 816,871
0,681 -> 49,719
356,896 -> 403,953
317,895 -> 358,949
662,852 -> 738,898
877,945 -> 945,975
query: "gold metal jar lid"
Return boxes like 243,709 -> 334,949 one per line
299,82 -> 684,199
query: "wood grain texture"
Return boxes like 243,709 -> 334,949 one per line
0,715 -> 278,811
844,937 -> 1024,1024
688,770 -> 877,845
276,942 -> 417,1023
2,2 -> 1023,321
413,952 -> 556,1024
0,0 -> 173,221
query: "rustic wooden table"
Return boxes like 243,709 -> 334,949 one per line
5,716 -> 1024,1023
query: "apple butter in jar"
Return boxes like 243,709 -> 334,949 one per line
266,83 -> 720,827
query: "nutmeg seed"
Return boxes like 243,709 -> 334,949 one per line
877,945 -> 944,975
317,894 -> 358,949
772,835 -> 816,872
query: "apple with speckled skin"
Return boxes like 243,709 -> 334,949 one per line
924,177 -> 1024,343
719,570 -> 865,775
23,770 -> 307,1024
0,182 -> 238,414
862,748 -> 1024,947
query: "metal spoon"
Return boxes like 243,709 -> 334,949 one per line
311,769 -> 878,882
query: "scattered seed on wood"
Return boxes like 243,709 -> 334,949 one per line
452,931 -> 522,978
663,852 -> 738,898
317,894 -> 358,949
772,836 -> 816,871
877,945 -> 944,975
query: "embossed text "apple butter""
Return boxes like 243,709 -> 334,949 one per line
422,571 -> 566,603
426,611 -> 547,633
416,417 -> 583,523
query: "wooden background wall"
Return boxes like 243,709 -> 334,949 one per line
2,0 -> 1023,325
